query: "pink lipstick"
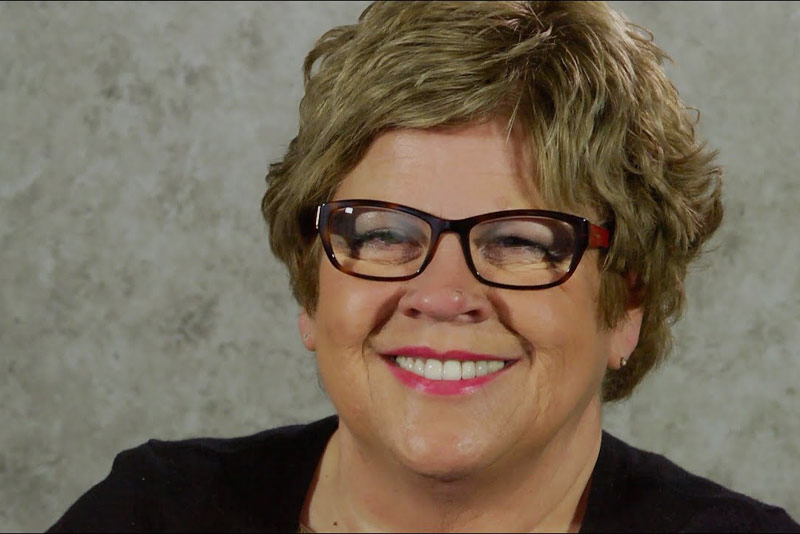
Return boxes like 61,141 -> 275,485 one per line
382,346 -> 514,396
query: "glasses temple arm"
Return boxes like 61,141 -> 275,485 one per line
588,224 -> 611,249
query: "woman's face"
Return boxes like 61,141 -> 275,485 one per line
300,118 -> 641,479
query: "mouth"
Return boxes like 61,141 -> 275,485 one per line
391,355 -> 509,381
380,347 -> 517,395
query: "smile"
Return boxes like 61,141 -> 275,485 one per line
394,356 -> 506,380
382,347 -> 516,395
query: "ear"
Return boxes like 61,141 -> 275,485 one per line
608,271 -> 643,370
298,308 -> 317,351
607,305 -> 643,370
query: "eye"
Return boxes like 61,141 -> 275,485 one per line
353,228 -> 416,248
347,226 -> 427,264
472,218 -> 574,268
481,234 -> 555,262
494,235 -> 545,250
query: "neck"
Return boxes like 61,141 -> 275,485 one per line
304,399 -> 603,533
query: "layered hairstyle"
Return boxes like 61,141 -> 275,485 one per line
262,1 -> 723,401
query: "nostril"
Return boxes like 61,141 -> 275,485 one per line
466,309 -> 482,319
405,308 -> 421,319
457,307 -> 488,323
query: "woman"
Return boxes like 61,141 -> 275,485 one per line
50,2 -> 798,532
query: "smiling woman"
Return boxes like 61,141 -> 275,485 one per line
46,2 -> 799,533
299,122 -> 632,518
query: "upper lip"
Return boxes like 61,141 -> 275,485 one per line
383,346 -> 510,361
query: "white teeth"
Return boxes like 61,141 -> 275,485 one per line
487,360 -> 504,373
461,361 -> 476,379
442,360 -> 461,381
424,359 -> 443,380
395,357 -> 506,381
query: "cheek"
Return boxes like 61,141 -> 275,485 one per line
503,291 -> 595,358
502,278 -> 608,401
317,265 -> 377,350
315,264 -> 398,379
314,265 -> 407,427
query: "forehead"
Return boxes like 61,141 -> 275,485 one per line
333,119 -> 544,218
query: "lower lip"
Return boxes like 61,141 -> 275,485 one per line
385,358 -> 512,395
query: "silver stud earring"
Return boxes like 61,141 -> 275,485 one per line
620,356 -> 629,368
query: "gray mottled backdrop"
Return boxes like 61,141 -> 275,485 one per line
1,2 -> 798,531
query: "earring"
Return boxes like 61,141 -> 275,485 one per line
620,356 -> 629,368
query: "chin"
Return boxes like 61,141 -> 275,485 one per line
390,427 -> 498,482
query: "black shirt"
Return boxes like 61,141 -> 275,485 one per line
48,416 -> 799,533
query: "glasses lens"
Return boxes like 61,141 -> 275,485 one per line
470,216 -> 577,287
327,206 -> 432,278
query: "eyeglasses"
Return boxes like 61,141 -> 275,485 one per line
314,200 -> 611,290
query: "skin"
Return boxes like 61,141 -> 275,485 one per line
298,118 -> 643,532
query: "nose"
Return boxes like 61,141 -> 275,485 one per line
397,234 -> 492,323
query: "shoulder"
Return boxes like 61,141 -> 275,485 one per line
132,414 -> 337,480
582,431 -> 800,533
47,416 -> 338,533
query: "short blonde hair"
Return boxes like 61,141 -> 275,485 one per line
262,1 -> 723,401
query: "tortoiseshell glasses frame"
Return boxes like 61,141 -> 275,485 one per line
314,199 -> 611,290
